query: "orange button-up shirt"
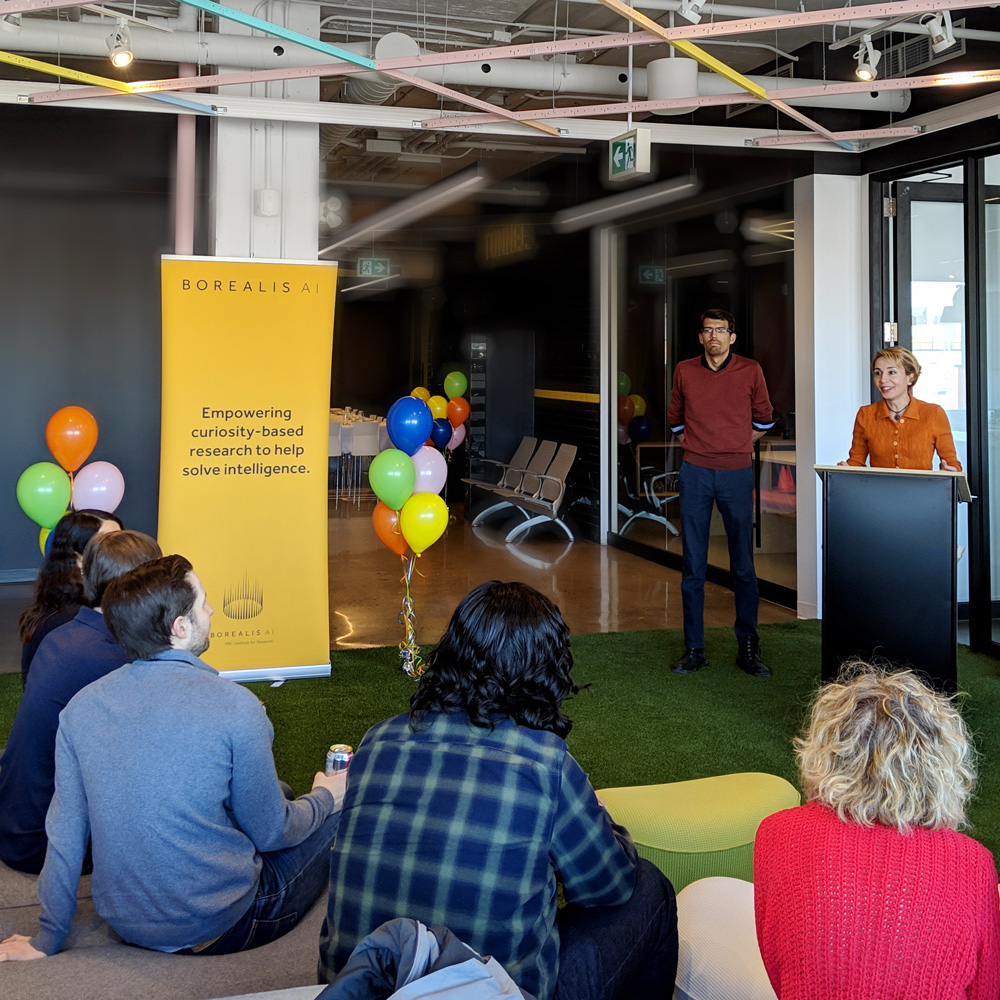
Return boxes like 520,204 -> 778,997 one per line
847,396 -> 962,471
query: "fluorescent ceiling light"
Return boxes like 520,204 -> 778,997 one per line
319,164 -> 488,254
552,175 -> 700,233
855,35 -> 881,82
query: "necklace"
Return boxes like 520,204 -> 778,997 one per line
886,398 -> 910,422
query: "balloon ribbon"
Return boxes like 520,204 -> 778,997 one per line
397,553 -> 424,679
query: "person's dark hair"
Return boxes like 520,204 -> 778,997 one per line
82,530 -> 162,607
102,554 -> 196,660
17,509 -> 124,642
700,308 -> 736,334
409,581 -> 580,738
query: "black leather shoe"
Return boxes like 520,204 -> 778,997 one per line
672,648 -> 707,674
736,636 -> 771,678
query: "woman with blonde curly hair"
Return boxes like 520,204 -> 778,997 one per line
754,664 -> 999,999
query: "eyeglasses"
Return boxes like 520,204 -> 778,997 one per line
700,327 -> 731,335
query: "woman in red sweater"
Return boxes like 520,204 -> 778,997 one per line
754,665 -> 999,1000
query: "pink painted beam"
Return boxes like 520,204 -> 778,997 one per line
749,125 -> 924,146
26,60 -> 367,104
379,68 -> 561,136
370,0 -> 1000,70
1,0 -> 95,12
423,67 -> 1000,129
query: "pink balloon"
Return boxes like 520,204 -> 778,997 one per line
447,423 -> 466,451
73,461 -> 125,513
617,423 -> 630,445
411,445 -> 447,495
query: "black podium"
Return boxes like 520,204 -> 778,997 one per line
815,465 -> 970,692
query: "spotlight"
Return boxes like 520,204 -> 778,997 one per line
106,22 -> 133,68
677,0 -> 707,25
854,35 -> 881,82
0,12 -> 21,33
921,11 -> 956,54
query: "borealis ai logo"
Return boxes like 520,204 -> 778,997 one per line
222,575 -> 264,620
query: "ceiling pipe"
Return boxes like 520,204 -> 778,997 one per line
5,20 -> 910,112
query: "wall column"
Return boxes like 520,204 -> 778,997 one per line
793,173 -> 870,619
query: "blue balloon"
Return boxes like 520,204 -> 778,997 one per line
629,415 -> 653,444
430,418 -> 453,449
386,396 -> 433,456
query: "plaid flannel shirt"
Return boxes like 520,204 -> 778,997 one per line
320,711 -> 638,1000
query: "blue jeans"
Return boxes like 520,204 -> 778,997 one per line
554,858 -> 678,1000
198,809 -> 341,955
679,461 -> 758,649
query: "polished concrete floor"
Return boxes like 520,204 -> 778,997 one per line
0,501 -> 797,675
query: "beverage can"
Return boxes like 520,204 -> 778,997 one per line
325,743 -> 354,776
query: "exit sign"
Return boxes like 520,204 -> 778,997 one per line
357,257 -> 390,277
609,128 -> 651,180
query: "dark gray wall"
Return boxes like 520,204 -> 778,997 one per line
1,108 -> 173,577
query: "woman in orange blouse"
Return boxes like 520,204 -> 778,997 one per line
841,347 -> 962,471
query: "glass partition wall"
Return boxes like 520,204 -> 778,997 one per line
875,148 -> 1000,655
608,186 -> 797,608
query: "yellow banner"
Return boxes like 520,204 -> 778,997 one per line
159,256 -> 337,678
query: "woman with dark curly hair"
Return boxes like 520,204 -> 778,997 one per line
320,581 -> 677,1000
18,509 -> 122,686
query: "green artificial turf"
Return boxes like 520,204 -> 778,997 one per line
2,620 -> 999,867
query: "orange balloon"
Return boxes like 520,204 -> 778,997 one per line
372,501 -> 409,556
46,406 -> 98,472
447,397 -> 470,428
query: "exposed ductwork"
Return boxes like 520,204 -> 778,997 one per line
5,22 -> 910,113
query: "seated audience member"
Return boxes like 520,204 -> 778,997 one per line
0,554 -> 345,962
18,509 -> 122,686
0,529 -> 161,874
319,580 -> 678,1000
754,664 -> 1000,1000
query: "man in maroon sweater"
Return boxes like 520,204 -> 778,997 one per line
666,308 -> 774,678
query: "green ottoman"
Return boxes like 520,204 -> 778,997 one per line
596,772 -> 800,892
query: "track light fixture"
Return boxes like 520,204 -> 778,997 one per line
0,11 -> 21,33
106,22 -> 133,68
677,0 -> 707,25
854,35 -> 881,82
921,10 -> 956,54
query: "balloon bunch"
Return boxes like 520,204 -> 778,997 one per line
616,371 -> 652,445
410,369 -> 469,455
16,407 -> 126,555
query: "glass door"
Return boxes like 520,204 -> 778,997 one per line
983,155 -> 1000,643
892,170 -> 969,604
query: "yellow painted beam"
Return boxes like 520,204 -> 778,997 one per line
594,0 -> 766,99
0,50 -> 133,93
534,389 -> 601,403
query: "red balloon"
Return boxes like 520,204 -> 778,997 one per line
372,501 -> 408,556
617,396 -> 635,425
46,406 -> 98,472
447,397 -> 470,428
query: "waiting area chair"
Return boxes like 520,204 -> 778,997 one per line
462,435 -> 537,493
469,439 -> 557,527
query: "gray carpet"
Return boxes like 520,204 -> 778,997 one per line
0,860 -> 329,1000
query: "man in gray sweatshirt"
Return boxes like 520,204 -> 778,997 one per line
0,554 -> 345,961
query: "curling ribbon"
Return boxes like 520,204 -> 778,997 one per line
397,552 -> 424,678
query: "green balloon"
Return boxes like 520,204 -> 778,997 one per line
617,371 -> 632,397
443,371 -> 468,401
17,461 -> 72,529
368,449 -> 417,511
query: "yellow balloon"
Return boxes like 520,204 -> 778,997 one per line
399,493 -> 449,554
428,395 -> 448,420
629,393 -> 646,417
411,386 -> 431,402
39,527 -> 51,556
